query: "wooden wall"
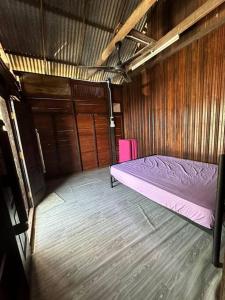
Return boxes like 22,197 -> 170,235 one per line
148,0 -> 219,40
123,23 -> 225,164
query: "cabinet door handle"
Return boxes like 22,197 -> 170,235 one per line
35,129 -> 46,173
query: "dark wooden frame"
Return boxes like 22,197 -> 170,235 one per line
110,154 -> 225,267
0,120 -> 28,230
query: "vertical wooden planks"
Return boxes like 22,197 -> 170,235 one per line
123,24 -> 225,164
76,114 -> 98,170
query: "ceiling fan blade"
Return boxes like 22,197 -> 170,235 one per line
80,66 -> 124,75
103,69 -> 124,74
76,65 -> 115,71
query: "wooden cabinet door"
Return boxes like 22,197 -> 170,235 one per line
94,115 -> 111,167
31,112 -> 82,178
77,114 -> 98,170
32,112 -> 82,178
13,100 -> 46,206
54,114 -> 81,174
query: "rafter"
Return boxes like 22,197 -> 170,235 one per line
114,23 -> 155,46
88,0 -> 157,79
127,29 -> 156,45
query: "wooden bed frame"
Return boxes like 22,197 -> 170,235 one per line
110,154 -> 225,268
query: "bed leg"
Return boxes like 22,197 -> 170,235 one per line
212,228 -> 222,267
110,175 -> 114,188
212,154 -> 225,267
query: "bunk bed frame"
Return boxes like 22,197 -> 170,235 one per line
110,154 -> 225,267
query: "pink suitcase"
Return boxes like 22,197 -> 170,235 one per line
119,139 -> 131,163
119,139 -> 138,163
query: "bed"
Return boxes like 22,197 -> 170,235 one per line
110,155 -> 225,267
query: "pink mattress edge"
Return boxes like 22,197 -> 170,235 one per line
110,166 -> 215,229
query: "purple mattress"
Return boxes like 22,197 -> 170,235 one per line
110,155 -> 218,229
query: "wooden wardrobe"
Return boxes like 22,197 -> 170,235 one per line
20,73 -> 123,177
21,74 -> 82,179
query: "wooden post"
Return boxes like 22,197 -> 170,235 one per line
107,79 -> 117,165
212,154 -> 225,267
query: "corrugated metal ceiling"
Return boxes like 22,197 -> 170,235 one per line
0,0 -> 147,84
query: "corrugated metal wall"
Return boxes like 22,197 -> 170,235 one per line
123,24 -> 225,164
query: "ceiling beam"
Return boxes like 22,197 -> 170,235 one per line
88,0 -> 157,79
114,23 -> 155,45
128,0 -> 225,71
127,28 -> 156,45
